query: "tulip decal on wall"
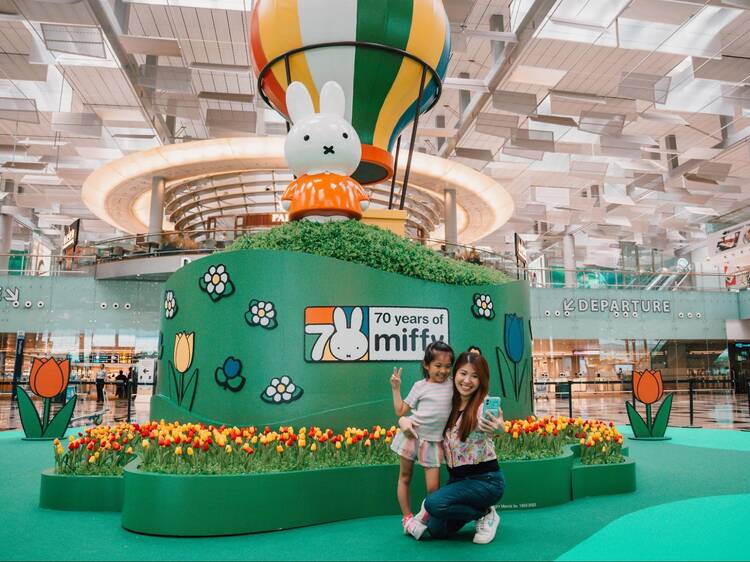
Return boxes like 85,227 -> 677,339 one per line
495,313 -> 529,401
626,369 -> 673,439
169,332 -> 199,411
17,357 -> 78,439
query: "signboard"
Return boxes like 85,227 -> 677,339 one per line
562,298 -> 671,315
62,219 -> 80,251
304,306 -> 449,362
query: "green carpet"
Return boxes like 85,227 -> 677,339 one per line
1,428 -> 749,561
558,494 -> 750,561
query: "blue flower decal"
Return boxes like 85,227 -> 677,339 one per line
214,356 -> 245,392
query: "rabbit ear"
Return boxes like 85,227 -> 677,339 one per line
286,81 -> 314,124
350,307 -> 363,330
333,307 -> 348,330
319,81 -> 346,118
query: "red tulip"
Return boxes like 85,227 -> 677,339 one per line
29,357 -> 70,398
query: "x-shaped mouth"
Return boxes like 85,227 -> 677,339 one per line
323,145 -> 335,154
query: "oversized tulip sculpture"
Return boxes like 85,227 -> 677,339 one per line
626,369 -> 673,439
17,357 -> 77,439
169,332 -> 198,411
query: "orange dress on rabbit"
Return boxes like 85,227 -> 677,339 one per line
281,172 -> 369,220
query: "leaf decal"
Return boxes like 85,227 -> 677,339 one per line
43,395 -> 78,438
17,387 -> 43,438
626,401 -> 651,438
650,393 -> 674,438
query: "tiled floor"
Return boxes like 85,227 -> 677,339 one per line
2,388 -> 749,431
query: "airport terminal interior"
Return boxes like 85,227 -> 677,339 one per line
1,0 -> 750,560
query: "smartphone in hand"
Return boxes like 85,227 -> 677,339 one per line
483,396 -> 501,419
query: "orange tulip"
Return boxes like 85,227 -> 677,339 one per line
29,358 -> 70,398
633,369 -> 663,405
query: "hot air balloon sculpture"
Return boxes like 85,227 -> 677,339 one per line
251,0 -> 450,204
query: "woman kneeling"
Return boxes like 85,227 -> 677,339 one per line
403,351 -> 505,544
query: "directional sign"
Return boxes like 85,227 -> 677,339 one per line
3,287 -> 19,303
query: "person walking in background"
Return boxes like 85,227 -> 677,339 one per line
95,365 -> 106,402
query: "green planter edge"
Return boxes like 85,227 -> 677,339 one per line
499,451 -> 574,510
39,468 -> 124,512
121,461 -> 413,536
571,458 -> 637,500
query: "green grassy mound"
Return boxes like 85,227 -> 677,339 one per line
230,221 -> 509,286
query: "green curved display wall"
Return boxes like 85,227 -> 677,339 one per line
151,249 -> 532,427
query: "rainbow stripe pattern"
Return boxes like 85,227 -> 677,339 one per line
250,0 -> 450,184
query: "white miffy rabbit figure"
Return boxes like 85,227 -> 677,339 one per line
330,307 -> 369,361
281,81 -> 370,221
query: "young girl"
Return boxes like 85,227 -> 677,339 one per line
403,351 -> 505,544
389,341 -> 455,532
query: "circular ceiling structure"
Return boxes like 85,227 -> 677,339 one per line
81,137 -> 514,244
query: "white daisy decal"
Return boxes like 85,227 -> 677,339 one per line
199,263 -> 235,301
245,299 -> 278,329
261,375 -> 303,404
164,290 -> 178,319
471,293 -> 495,320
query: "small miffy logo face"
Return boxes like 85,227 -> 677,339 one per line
330,307 -> 368,361
284,81 -> 362,177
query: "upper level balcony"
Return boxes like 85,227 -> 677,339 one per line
0,229 -> 740,292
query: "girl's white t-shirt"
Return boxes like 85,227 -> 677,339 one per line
403,378 -> 454,441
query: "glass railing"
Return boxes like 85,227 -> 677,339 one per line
0,253 -> 95,277
8,229 -> 740,292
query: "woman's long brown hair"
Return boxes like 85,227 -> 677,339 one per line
444,352 -> 490,441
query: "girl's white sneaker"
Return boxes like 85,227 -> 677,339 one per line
473,506 -> 500,544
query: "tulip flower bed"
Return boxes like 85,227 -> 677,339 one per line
51,416 -> 625,477
497,416 -> 625,465
53,423 -> 140,476
136,421 -> 398,475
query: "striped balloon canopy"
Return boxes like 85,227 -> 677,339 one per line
250,0 -> 450,185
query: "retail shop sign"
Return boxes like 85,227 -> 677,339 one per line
563,298 -> 671,314
304,306 -> 449,362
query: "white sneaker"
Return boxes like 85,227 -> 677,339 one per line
414,500 -> 429,524
473,506 -> 500,544
404,516 -> 428,540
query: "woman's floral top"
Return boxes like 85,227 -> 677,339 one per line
442,404 -> 497,469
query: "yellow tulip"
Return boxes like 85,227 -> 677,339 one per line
175,446 -> 183,456
173,332 -> 195,374
335,441 -> 342,450
187,447 -> 194,456
225,445 -> 232,454
276,445 -> 284,454
126,447 -> 133,455
143,440 -> 150,449
311,443 -> 318,452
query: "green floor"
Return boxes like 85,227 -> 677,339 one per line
1,427 -> 749,561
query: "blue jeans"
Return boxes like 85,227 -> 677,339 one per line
424,470 -> 505,539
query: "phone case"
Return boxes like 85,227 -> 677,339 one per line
484,396 -> 501,418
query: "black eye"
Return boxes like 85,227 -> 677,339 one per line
342,132 -> 348,139
304,134 -> 310,141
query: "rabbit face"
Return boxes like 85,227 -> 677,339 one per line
284,81 -> 362,177
330,307 -> 368,361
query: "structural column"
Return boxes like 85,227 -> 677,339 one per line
444,188 -> 458,253
0,213 -> 12,272
148,176 -> 165,242
562,234 -> 576,288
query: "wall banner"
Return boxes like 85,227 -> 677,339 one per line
304,306 -> 449,362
